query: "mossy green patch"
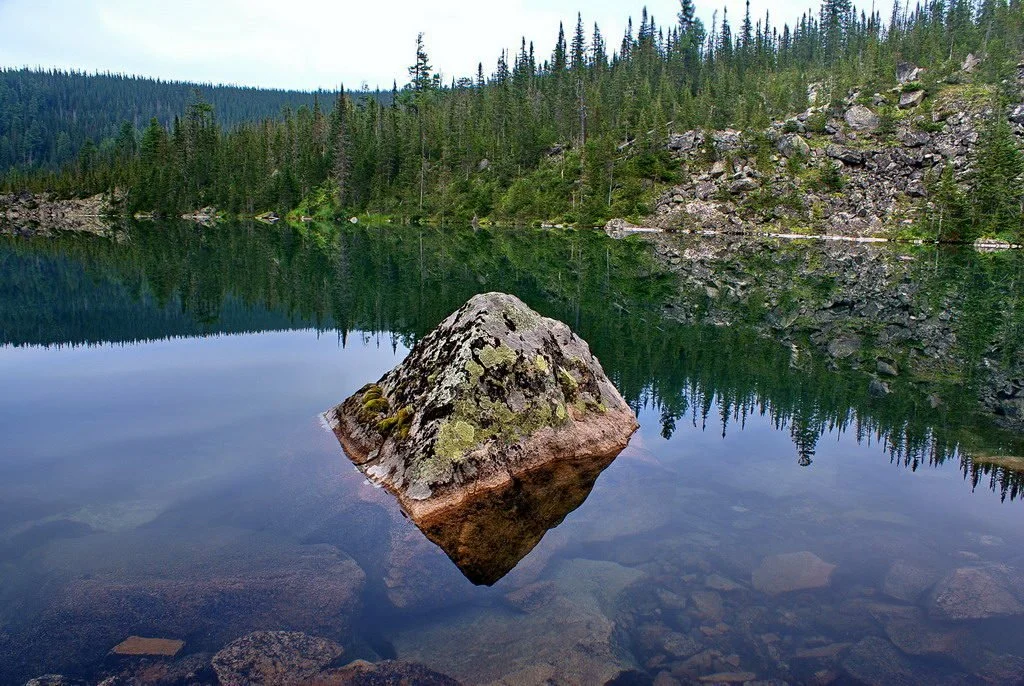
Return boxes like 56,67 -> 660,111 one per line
478,343 -> 518,368
557,367 -> 579,399
435,420 -> 478,462
503,304 -> 541,330
534,354 -> 549,373
465,359 -> 485,384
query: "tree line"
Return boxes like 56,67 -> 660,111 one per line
2,0 -> 1023,231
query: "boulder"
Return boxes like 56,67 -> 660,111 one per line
826,145 -> 865,166
896,62 -> 924,85
729,177 -> 761,194
962,53 -> 981,73
869,378 -> 891,398
751,551 -> 837,595
845,106 -> 881,132
212,631 -> 343,686
927,566 -> 1024,621
777,133 -> 811,158
324,293 -> 638,550
1010,104 -> 1024,125
898,90 -> 926,110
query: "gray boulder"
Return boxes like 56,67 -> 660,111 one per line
1010,104 -> 1024,125
826,145 -> 866,165
325,292 -> 638,525
845,105 -> 881,132
898,90 -> 926,109
777,133 -> 811,158
896,62 -> 924,84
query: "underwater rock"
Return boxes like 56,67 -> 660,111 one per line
751,551 -> 837,595
841,637 -> 916,686
111,636 -> 184,657
26,532 -> 364,677
318,660 -> 463,685
325,293 -> 637,578
212,631 -> 343,685
882,560 -> 940,603
927,565 -> 1024,621
389,558 -> 644,684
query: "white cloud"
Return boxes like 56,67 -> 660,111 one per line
0,0 -> 893,90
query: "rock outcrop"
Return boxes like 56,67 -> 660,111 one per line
325,292 -> 638,531
641,80 -> 1024,237
0,192 -> 113,236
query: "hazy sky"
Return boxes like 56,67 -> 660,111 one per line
0,0 -> 894,91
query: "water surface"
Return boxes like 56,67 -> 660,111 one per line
1,223 -> 1023,685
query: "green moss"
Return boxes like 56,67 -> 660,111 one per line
465,359 -> 485,384
555,402 -> 568,421
478,343 -> 518,368
377,405 -> 415,439
435,419 -> 478,462
502,304 -> 540,330
362,398 -> 390,414
557,367 -> 579,398
534,354 -> 549,373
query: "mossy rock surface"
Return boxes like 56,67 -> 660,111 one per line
325,292 -> 638,515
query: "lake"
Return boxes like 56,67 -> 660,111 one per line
1,222 -> 1023,685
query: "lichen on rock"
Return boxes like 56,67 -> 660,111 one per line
325,292 -> 638,524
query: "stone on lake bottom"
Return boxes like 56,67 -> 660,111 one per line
927,566 -> 1024,621
752,551 -> 837,595
111,636 -> 184,657
882,560 -> 939,603
212,631 -> 343,686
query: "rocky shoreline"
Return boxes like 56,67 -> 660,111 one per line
0,192 -> 115,237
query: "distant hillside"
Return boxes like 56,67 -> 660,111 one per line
0,69 -> 343,170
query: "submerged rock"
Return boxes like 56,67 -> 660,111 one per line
751,551 -> 837,595
841,637 -> 916,686
325,292 -> 638,566
110,636 -> 184,657
319,660 -> 462,685
882,560 -> 939,603
212,631 -> 343,685
927,565 -> 1024,621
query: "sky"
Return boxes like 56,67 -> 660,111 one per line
0,0 -> 895,91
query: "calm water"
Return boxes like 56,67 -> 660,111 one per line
1,223 -> 1023,685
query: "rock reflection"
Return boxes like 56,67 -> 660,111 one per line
404,449 -> 620,585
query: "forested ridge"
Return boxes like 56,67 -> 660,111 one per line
2,0 -> 1023,238
0,69 -> 343,170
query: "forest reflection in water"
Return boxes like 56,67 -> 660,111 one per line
2,222 -> 1024,684
2,221 -> 1021,501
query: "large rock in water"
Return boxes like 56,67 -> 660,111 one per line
325,293 -> 638,533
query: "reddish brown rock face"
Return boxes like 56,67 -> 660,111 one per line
325,292 -> 638,584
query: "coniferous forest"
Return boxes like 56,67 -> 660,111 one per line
2,0 -> 1023,236
0,69 -> 343,170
